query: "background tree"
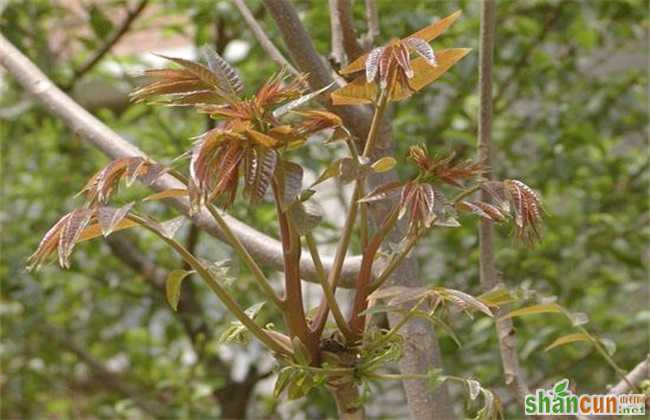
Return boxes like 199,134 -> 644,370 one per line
1,0 -> 647,419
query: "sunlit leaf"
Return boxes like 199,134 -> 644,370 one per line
499,303 -> 563,320
544,332 -> 591,352
273,367 -> 294,398
272,82 -> 333,118
439,288 -> 493,317
339,10 -> 462,75
478,287 -> 517,307
333,49 -> 470,105
371,156 -> 397,173
143,189 -> 189,201
78,218 -> 139,242
410,10 -> 463,42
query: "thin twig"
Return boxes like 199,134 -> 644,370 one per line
232,0 -> 300,77
333,0 -> 366,61
305,233 -> 353,339
364,0 -> 380,47
126,213 -> 291,356
206,204 -> 284,311
328,0 -> 345,64
477,0 -> 531,408
64,0 -> 149,91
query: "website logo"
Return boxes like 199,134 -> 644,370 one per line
524,379 -> 646,416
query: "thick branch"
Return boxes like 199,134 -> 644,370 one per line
64,0 -> 149,90
477,0 -> 531,408
576,356 -> 649,420
0,33 -> 361,287
232,0 -> 300,77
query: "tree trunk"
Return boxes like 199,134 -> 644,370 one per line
329,380 -> 365,420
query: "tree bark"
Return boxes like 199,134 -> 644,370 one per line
329,380 -> 365,420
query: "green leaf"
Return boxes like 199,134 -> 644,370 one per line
544,332 -> 591,352
426,369 -> 445,393
478,287 -> 517,307
310,159 -> 342,188
273,367 -> 294,398
499,303 -> 563,320
371,156 -> 397,173
287,371 -> 312,399
291,337 -> 311,366
217,302 -> 266,345
166,269 -> 193,311
412,311 -> 462,348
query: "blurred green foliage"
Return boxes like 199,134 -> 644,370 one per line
1,0 -> 647,418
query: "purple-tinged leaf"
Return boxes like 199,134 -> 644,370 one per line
365,47 -> 384,83
97,203 -> 134,237
271,82 -> 334,118
406,37 -> 437,66
57,208 -> 94,269
202,45 -> 244,96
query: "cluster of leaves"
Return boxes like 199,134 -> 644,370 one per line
3,0 -> 647,419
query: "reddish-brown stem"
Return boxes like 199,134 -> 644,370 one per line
310,183 -> 361,338
311,89 -> 389,340
348,206 -> 400,337
272,179 -> 317,359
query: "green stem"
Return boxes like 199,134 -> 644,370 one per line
362,89 -> 389,157
305,233 -> 354,340
369,229 -> 423,293
125,214 -> 289,356
367,373 -> 429,381
311,183 -> 362,336
206,204 -> 284,310
576,325 -> 638,392
366,297 -> 427,352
